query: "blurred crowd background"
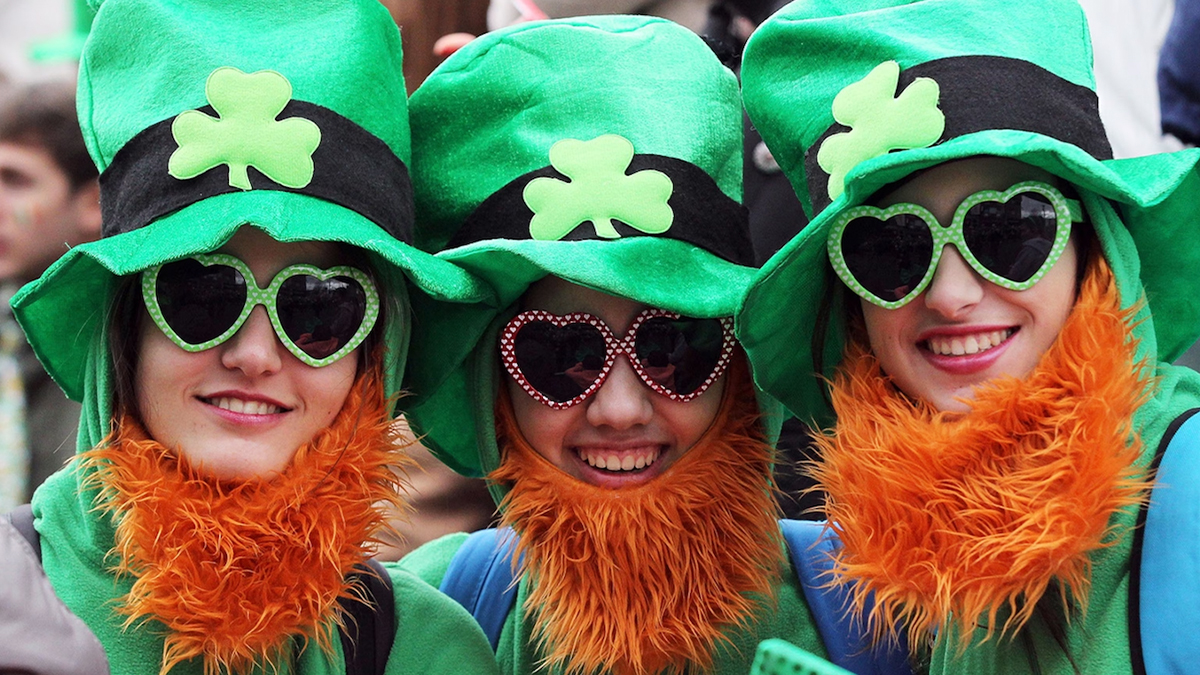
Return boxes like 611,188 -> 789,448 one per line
1,0 -> 1197,551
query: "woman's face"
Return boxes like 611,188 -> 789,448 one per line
506,277 -> 726,489
135,227 -> 360,480
859,157 -> 1080,413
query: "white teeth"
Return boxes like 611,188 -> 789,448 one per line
580,448 -> 660,472
211,397 -> 282,415
927,330 -> 1012,356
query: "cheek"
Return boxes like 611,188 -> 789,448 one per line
665,374 -> 725,452
134,324 -> 200,439
861,302 -> 909,370
304,353 -> 358,424
1017,245 -> 1079,356
506,377 -> 567,460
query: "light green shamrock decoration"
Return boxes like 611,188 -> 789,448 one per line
816,60 -> 944,202
523,134 -> 673,240
168,67 -> 321,191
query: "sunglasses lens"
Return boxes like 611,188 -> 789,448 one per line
841,214 -> 933,303
156,259 -> 247,345
633,316 -> 726,396
276,275 -> 368,360
963,192 -> 1059,283
513,321 -> 608,403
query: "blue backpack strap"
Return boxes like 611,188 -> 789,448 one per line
781,519 -> 911,675
1132,407 -> 1200,675
440,527 -> 521,651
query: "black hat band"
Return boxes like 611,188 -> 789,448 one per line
804,55 -> 1113,214
449,154 -> 755,267
98,100 -> 414,242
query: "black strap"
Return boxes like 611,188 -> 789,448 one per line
6,503 -> 40,563
338,557 -> 396,675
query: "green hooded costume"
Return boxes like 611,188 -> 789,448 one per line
11,0 -> 502,673
737,0 -> 1200,672
394,15 -> 833,675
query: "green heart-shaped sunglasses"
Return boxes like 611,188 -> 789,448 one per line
828,181 -> 1083,309
141,253 -> 379,367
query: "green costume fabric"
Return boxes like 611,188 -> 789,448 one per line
12,0 -> 498,672
737,0 -> 1200,672
397,533 -> 828,675
398,15 -> 826,674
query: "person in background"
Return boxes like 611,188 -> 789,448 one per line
1159,0 -> 1200,148
0,78 -> 98,509
487,0 -> 711,32
702,0 -> 822,520
1159,0 -> 1200,372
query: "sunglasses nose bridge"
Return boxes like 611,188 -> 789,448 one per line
584,350 -> 655,429
923,245 -> 987,316
219,304 -> 286,375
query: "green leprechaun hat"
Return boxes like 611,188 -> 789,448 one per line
735,0 -> 1200,425
12,0 -> 491,414
403,15 -> 763,478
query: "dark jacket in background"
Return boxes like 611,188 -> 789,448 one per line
1159,0 -> 1200,145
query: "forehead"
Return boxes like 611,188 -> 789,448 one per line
874,156 -> 1058,214
216,225 -> 343,284
521,276 -> 651,331
0,141 -> 61,175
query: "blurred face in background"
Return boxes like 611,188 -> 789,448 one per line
0,140 -> 100,282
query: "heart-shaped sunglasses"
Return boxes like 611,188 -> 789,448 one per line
141,253 -> 379,367
499,308 -> 734,409
828,181 -> 1083,309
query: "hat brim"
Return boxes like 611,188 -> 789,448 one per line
737,131 -> 1200,424
13,189 -> 491,402
403,236 -> 755,477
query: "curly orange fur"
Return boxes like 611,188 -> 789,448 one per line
489,356 -> 783,675
82,367 -> 412,675
811,256 -> 1152,653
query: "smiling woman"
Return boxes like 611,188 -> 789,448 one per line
4,0 -> 500,674
393,15 -> 845,675
130,229 -> 363,480
736,0 -> 1200,672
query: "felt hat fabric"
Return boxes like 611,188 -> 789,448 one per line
736,0 -> 1200,424
12,0 -> 490,405
404,15 -> 758,477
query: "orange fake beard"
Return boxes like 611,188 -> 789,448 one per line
811,254 -> 1152,652
490,357 -> 783,675
83,367 -> 410,675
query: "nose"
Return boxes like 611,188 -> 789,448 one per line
585,354 -> 654,430
922,245 -> 985,318
219,305 -> 284,376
